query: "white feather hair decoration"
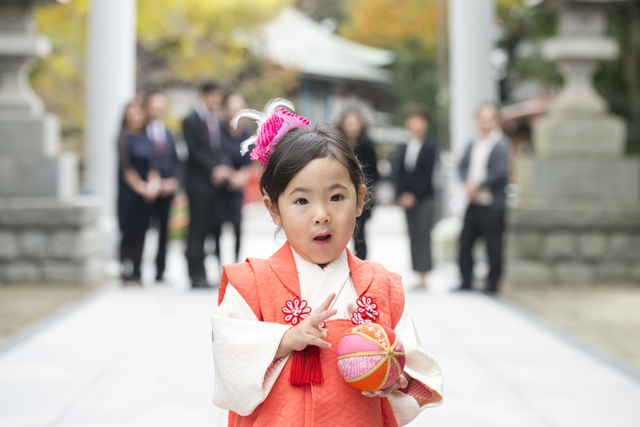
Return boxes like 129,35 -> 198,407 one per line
230,98 -> 296,156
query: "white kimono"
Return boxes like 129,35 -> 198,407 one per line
211,249 -> 443,425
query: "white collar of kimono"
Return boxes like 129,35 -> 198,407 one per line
290,248 -> 351,310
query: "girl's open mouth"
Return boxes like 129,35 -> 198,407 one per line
313,234 -> 332,245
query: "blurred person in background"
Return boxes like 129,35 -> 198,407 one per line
145,90 -> 181,283
213,92 -> 253,267
117,99 -> 161,285
396,104 -> 438,290
338,108 -> 379,260
455,103 -> 510,294
182,81 -> 231,289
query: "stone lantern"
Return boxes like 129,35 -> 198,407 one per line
0,0 -> 101,284
506,0 -> 640,285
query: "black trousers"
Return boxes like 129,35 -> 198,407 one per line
120,230 -> 146,281
458,204 -> 505,291
186,189 -> 218,283
152,196 -> 173,280
213,221 -> 242,265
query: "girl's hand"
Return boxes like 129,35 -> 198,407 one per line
275,293 -> 337,359
361,373 -> 409,398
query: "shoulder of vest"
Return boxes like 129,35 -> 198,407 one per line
218,259 -> 265,320
361,260 -> 405,328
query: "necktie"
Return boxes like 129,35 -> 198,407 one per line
150,123 -> 165,155
207,117 -> 220,150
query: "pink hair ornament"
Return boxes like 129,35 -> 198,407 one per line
230,98 -> 310,168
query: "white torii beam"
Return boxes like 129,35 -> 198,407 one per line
85,0 -> 137,259
448,0 -> 497,156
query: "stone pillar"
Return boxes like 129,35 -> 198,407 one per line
448,0 -> 498,157
85,0 -> 137,259
0,0 -> 77,197
506,0 -> 640,286
0,0 -> 101,284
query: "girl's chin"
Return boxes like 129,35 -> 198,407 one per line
295,248 -> 340,266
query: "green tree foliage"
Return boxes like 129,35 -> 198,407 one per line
338,0 -> 439,128
338,0 -> 521,129
31,0 -> 293,150
31,0 -> 89,143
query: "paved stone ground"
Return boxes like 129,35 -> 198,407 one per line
502,284 -> 640,373
1,205 -> 639,426
0,285 -> 96,344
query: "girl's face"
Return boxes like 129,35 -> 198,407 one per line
264,157 -> 366,265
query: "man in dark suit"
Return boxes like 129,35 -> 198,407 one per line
145,90 -> 181,283
456,103 -> 511,294
182,82 -> 232,288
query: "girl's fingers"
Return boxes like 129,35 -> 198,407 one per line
308,307 -> 337,327
306,293 -> 337,328
308,336 -> 331,349
397,375 -> 408,389
318,292 -> 336,311
305,327 -> 326,340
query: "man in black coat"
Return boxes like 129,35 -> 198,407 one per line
145,90 -> 181,283
182,82 -> 232,288
456,103 -> 511,294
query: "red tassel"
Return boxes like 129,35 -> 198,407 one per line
288,350 -> 307,387
304,345 -> 324,385
288,346 -> 324,387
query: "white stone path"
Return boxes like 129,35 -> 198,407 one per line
1,205 -> 639,426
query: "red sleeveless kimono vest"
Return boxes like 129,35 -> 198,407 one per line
217,243 -> 406,427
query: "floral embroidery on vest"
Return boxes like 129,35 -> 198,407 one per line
351,295 -> 379,325
282,298 -> 326,328
282,298 -> 311,325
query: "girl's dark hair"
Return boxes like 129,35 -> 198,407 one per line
260,124 -> 367,209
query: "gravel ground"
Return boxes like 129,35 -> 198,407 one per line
0,284 -> 98,344
502,284 -> 640,373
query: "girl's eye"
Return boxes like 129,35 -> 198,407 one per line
295,198 -> 309,206
330,194 -> 343,202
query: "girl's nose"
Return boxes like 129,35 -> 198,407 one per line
314,205 -> 330,224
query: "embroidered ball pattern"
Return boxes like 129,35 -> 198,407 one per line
337,355 -> 384,380
336,323 -> 406,391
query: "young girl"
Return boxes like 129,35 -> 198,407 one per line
211,100 -> 443,426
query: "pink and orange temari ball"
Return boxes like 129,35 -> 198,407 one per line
336,323 -> 406,391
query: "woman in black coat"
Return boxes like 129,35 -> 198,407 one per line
117,99 -> 161,284
338,109 -> 380,260
396,105 -> 438,290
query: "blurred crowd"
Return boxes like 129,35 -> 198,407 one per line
117,83 -> 509,293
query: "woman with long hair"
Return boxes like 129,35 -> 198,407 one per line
117,99 -> 161,285
338,108 -> 380,260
